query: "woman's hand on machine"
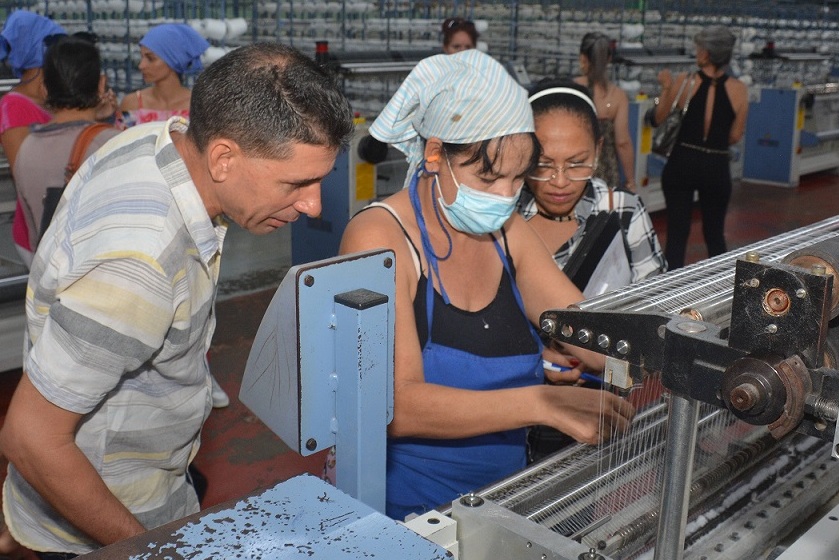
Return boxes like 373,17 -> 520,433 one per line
539,385 -> 636,445
541,346 -> 582,384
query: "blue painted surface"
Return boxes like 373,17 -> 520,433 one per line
291,150 -> 351,265
126,474 -> 448,559
742,88 -> 799,186
240,250 -> 395,512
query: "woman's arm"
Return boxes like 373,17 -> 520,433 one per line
653,70 -> 685,126
613,90 -> 636,190
1,126 -> 30,171
727,79 -> 750,145
118,90 -> 140,112
339,207 -> 633,443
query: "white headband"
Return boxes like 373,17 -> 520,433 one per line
528,87 -> 598,116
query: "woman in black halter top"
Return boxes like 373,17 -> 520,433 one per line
652,26 -> 749,269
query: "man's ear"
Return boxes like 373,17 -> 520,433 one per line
424,137 -> 444,173
207,139 -> 238,183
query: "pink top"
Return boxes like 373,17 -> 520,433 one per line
1,92 -> 52,253
121,90 -> 189,128
0,92 -> 51,134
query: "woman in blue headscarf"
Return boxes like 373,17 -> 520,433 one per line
340,49 -> 635,520
0,11 -> 66,266
119,23 -> 209,127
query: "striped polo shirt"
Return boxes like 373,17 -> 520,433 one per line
4,117 -> 227,554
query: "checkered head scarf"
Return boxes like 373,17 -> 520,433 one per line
369,49 -> 534,188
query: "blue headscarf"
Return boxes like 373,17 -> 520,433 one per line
369,49 -> 534,188
0,11 -> 66,77
139,23 -> 209,75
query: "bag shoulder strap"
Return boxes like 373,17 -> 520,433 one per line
64,122 -> 113,184
668,74 -> 691,113
679,73 -> 698,115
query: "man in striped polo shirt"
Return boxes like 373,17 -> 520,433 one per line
0,43 -> 353,557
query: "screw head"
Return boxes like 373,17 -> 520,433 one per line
597,334 -> 611,349
304,275 -> 315,287
306,438 -> 317,451
383,257 -> 393,268
541,318 -> 557,335
796,288 -> 807,298
578,329 -> 592,344
459,493 -> 484,507
616,340 -> 630,355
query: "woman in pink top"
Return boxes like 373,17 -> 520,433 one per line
0,11 -> 66,266
119,23 -> 209,127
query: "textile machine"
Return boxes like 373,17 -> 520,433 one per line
84,218 -> 839,559
424,215 -> 839,560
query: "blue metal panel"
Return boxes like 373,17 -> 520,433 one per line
291,150 -> 351,265
116,475 -> 448,559
742,88 -> 799,186
240,250 -> 395,511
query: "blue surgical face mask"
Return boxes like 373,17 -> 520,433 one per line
436,155 -> 522,235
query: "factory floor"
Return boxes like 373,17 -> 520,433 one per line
0,171 -> 838,558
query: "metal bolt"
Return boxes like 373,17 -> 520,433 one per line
730,382 -> 761,411
746,278 -> 760,288
526,542 -> 532,549
812,264 -> 828,276
561,324 -> 574,338
383,257 -> 393,269
597,334 -> 611,349
578,329 -> 593,344
744,251 -> 760,263
541,318 -> 557,336
304,275 -> 315,287
616,340 -> 630,355
677,321 -> 706,334
765,324 -> 778,334
763,288 -> 790,315
796,288 -> 808,298
306,438 -> 317,451
459,493 -> 484,507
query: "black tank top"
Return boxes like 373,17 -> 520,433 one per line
360,204 -> 538,357
679,72 -> 736,151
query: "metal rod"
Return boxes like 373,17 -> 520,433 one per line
653,395 -> 700,560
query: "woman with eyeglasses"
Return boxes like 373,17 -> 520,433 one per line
0,12 -> 66,267
517,81 -> 664,462
341,51 -> 634,520
118,23 -> 209,128
441,17 -> 478,54
518,80 -> 666,291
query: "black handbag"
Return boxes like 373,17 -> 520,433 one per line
651,73 -> 696,158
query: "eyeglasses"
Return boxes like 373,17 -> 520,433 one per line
527,161 -> 597,182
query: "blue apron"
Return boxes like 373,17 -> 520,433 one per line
386,169 -> 544,520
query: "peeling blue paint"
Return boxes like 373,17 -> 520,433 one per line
125,475 -> 447,559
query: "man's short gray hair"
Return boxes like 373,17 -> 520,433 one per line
695,26 -> 736,69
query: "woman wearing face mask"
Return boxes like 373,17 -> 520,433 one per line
340,50 -> 635,521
